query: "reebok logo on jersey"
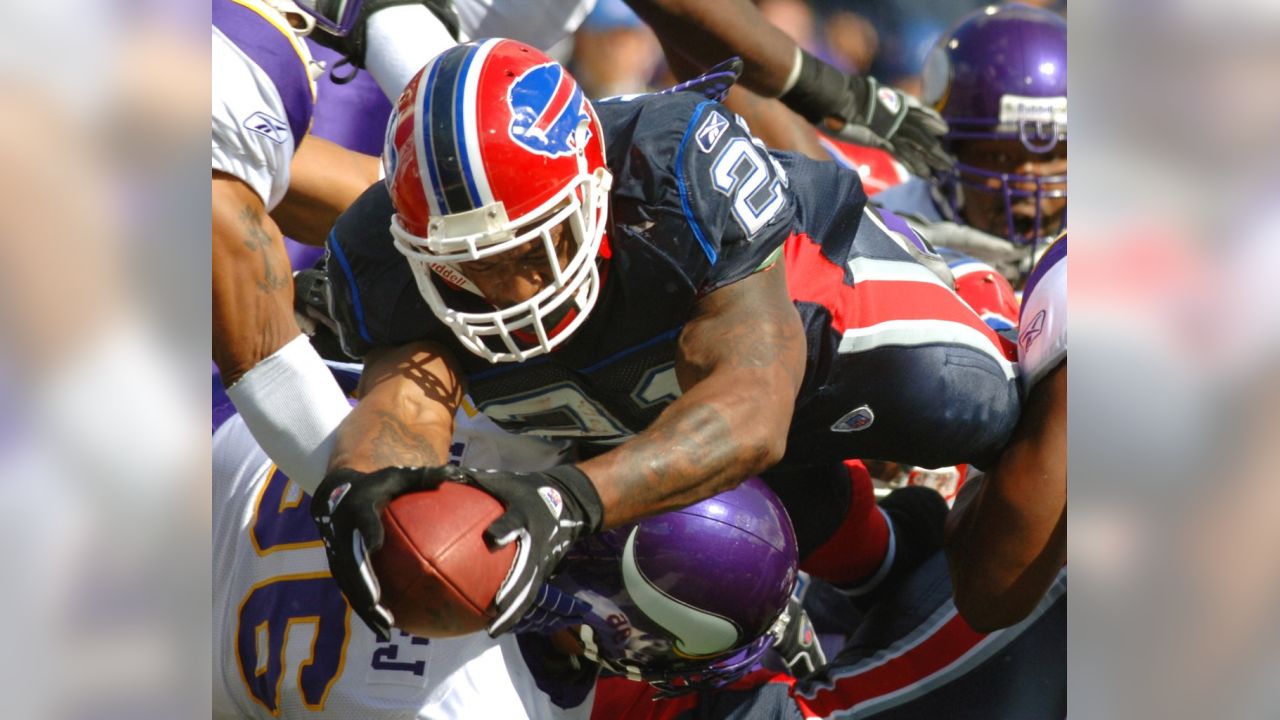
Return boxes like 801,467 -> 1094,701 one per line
696,110 -> 729,153
1020,309 -> 1047,350
538,486 -> 564,518
831,405 -> 875,432
244,111 -> 290,144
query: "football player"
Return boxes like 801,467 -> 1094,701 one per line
591,550 -> 1067,718
313,41 -> 1020,641
212,358 -> 590,719
874,3 -> 1067,277
944,233 -> 1067,631
213,0 -> 472,496
214,374 -> 809,717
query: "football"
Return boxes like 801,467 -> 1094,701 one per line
372,482 -> 515,638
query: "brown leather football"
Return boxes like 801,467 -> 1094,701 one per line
372,482 -> 515,637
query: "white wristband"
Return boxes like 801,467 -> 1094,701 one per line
226,335 -> 352,494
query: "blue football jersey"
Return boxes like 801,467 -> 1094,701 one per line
328,92 -> 798,445
327,91 -> 1018,470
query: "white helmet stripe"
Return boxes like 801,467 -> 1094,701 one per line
459,39 -> 500,209
621,528 -> 740,657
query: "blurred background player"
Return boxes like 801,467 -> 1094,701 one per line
874,3 -> 1067,281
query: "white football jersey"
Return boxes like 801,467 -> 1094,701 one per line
1018,233 -> 1067,391
212,0 -> 317,210
212,406 -> 586,719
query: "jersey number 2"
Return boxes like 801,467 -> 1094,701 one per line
710,137 -> 786,237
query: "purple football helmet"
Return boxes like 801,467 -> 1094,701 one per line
292,0 -> 363,36
550,477 -> 797,696
922,3 -> 1067,247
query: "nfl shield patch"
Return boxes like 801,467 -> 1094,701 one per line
831,405 -> 875,432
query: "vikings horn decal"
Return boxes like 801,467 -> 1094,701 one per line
507,63 -> 590,158
621,527 -> 740,658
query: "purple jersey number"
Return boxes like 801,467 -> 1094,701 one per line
237,468 -> 349,712
236,574 -> 350,713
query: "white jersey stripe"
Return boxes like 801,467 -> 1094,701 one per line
837,319 -> 1017,380
460,39 -> 500,208
847,256 -> 949,288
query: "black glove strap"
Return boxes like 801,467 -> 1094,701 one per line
779,49 -> 864,124
544,465 -> 605,535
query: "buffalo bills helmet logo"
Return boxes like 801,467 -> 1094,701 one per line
508,63 -> 590,158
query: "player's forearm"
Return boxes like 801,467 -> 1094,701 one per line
722,85 -> 829,160
945,365 -> 1067,631
579,371 -> 794,529
212,174 -> 300,385
326,400 -> 453,474
273,137 -> 380,247
327,344 -> 464,473
627,0 -> 798,95
945,471 -> 1066,632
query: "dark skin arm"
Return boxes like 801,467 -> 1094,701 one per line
659,40 -> 829,160
327,341 -> 465,473
580,259 -> 806,528
271,136 -> 381,247
627,0 -> 799,97
214,143 -> 378,385
212,171 -> 300,385
944,361 -> 1067,632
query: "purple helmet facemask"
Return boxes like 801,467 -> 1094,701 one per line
923,3 -> 1067,248
550,477 -> 798,696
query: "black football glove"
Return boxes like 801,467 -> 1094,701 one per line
310,465 -> 463,640
780,50 -> 952,178
459,465 -> 604,637
308,0 -> 460,79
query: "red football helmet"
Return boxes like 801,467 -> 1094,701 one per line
383,39 -> 613,362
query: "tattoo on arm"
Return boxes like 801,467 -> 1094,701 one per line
607,403 -> 748,520
239,205 -> 291,293
368,411 -> 443,468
